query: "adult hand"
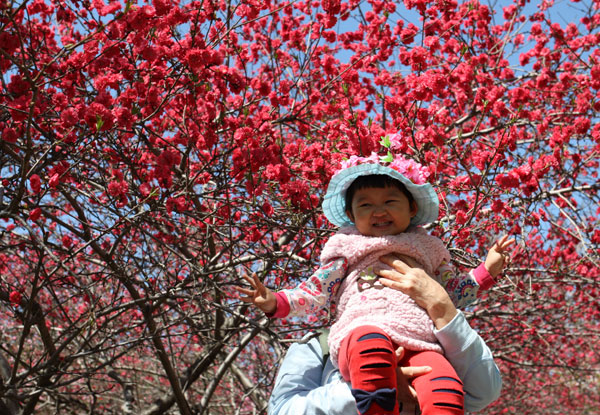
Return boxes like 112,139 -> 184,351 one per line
395,346 -> 430,411
233,273 -> 277,314
376,254 -> 457,330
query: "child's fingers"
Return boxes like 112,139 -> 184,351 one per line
241,273 -> 257,287
233,286 -> 255,297
251,273 -> 268,296
496,235 -> 510,247
251,272 -> 262,286
495,237 -> 515,266
495,235 -> 516,251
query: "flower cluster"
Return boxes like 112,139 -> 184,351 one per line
335,134 -> 430,185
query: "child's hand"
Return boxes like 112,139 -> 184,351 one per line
484,235 -> 516,278
233,273 -> 277,314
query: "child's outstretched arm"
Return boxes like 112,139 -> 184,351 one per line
234,273 -> 277,314
484,235 -> 516,278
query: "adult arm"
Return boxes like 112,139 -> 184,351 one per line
377,254 -> 502,411
435,311 -> 502,411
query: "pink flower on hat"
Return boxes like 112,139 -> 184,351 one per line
337,152 -> 380,173
388,156 -> 430,184
335,151 -> 430,185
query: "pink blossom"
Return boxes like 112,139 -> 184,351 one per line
387,156 -> 430,184
48,174 -> 60,188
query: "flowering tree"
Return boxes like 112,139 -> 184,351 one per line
1,0 -> 599,414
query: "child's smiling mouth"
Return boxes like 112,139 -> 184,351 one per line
372,221 -> 393,227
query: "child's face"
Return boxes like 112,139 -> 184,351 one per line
346,185 -> 417,237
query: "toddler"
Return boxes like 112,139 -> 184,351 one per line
236,146 -> 512,415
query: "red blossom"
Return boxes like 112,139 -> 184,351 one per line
261,202 -> 274,216
62,235 -> 73,248
400,23 -> 418,44
2,127 -> 18,143
107,180 -> 128,197
91,0 -> 121,16
495,173 -> 520,189
29,174 -> 41,194
84,102 -> 115,131
29,207 -> 42,221
9,291 -> 22,306
322,0 -> 341,15
166,196 -> 188,213
153,0 -> 171,16
264,164 -> 291,183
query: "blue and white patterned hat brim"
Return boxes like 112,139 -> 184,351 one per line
322,163 -> 439,228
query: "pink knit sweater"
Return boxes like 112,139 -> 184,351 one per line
323,226 -> 451,364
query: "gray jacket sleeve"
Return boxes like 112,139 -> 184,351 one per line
268,338 -> 355,415
434,311 -> 502,412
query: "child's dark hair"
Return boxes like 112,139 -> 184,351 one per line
344,174 -> 415,213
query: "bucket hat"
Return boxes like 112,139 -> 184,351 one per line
322,152 -> 439,228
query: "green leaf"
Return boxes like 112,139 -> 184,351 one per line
95,115 -> 104,131
379,135 -> 391,149
379,151 -> 393,163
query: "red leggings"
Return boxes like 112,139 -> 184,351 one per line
339,326 -> 464,415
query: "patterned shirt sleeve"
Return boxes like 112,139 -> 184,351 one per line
274,257 -> 348,318
436,261 -> 496,309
